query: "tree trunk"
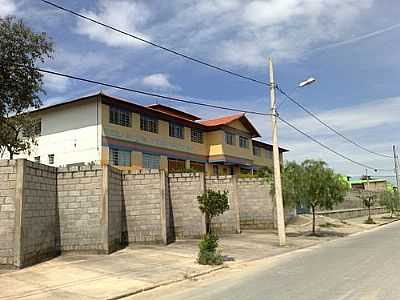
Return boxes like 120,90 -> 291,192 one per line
9,151 -> 13,160
311,205 -> 316,235
205,213 -> 211,234
368,205 -> 371,220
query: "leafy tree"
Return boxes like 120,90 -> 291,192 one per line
379,190 -> 399,218
0,17 -> 53,158
357,191 -> 377,224
198,189 -> 229,234
277,160 -> 348,235
197,190 -> 229,265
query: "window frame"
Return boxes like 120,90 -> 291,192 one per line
191,128 -> 203,144
239,136 -> 249,149
109,148 -> 131,166
109,106 -> 131,127
253,146 -> 261,157
48,154 -> 54,165
169,122 -> 184,139
225,132 -> 236,146
140,114 -> 159,133
143,153 -> 160,169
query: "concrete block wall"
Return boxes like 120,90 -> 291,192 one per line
107,166 -> 123,252
168,173 -> 206,239
0,160 -> 16,267
57,165 -> 104,253
19,161 -> 58,267
122,169 -> 167,244
238,178 -> 275,229
206,175 -> 240,234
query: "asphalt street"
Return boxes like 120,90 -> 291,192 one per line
130,221 -> 400,300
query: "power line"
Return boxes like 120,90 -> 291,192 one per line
11,63 -> 392,172
277,115 -> 391,172
39,0 -> 270,87
12,63 -> 272,116
276,86 -> 393,159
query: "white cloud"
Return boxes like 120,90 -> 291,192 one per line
286,96 -> 400,136
0,0 -> 16,17
70,0 -> 376,66
43,71 -> 70,93
142,73 -> 178,91
76,0 -> 151,47
144,0 -> 375,66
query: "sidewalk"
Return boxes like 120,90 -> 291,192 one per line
0,214 -> 397,300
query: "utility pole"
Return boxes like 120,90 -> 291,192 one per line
365,168 -> 370,191
393,145 -> 400,190
269,57 -> 286,246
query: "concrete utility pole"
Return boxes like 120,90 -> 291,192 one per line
269,57 -> 286,246
393,145 -> 400,190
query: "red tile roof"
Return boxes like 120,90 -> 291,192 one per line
198,113 -> 244,126
198,113 -> 261,138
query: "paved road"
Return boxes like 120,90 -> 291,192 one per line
131,221 -> 400,300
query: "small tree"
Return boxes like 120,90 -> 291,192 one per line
278,160 -> 348,235
0,17 -> 53,158
379,190 -> 399,218
198,189 -> 229,234
197,190 -> 229,265
357,191 -> 377,224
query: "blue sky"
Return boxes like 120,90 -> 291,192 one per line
3,0 -> 400,180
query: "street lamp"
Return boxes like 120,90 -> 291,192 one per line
298,77 -> 316,88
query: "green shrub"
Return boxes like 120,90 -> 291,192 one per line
197,233 -> 223,265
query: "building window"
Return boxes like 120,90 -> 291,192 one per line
48,154 -> 54,165
34,156 -> 40,163
265,150 -> 273,160
140,115 -> 158,133
253,146 -> 261,156
239,136 -> 249,149
168,158 -> 186,172
143,153 -> 160,169
190,161 -> 205,172
169,122 -> 184,139
191,128 -> 203,144
109,106 -> 131,127
225,132 -> 235,145
110,148 -> 131,166
213,165 -> 219,176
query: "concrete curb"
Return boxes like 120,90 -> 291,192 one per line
109,217 -> 400,300
107,266 -> 227,300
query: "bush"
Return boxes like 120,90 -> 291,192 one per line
197,233 -> 223,265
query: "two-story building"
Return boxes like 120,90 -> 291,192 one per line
10,91 -> 287,175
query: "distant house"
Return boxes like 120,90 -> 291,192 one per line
348,178 -> 393,192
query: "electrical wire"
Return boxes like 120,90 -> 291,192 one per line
276,85 -> 393,159
277,115 -> 392,172
11,63 -> 271,116
39,0 -> 270,87
11,62 -> 393,172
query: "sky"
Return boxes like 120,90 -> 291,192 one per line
2,0 -> 400,180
